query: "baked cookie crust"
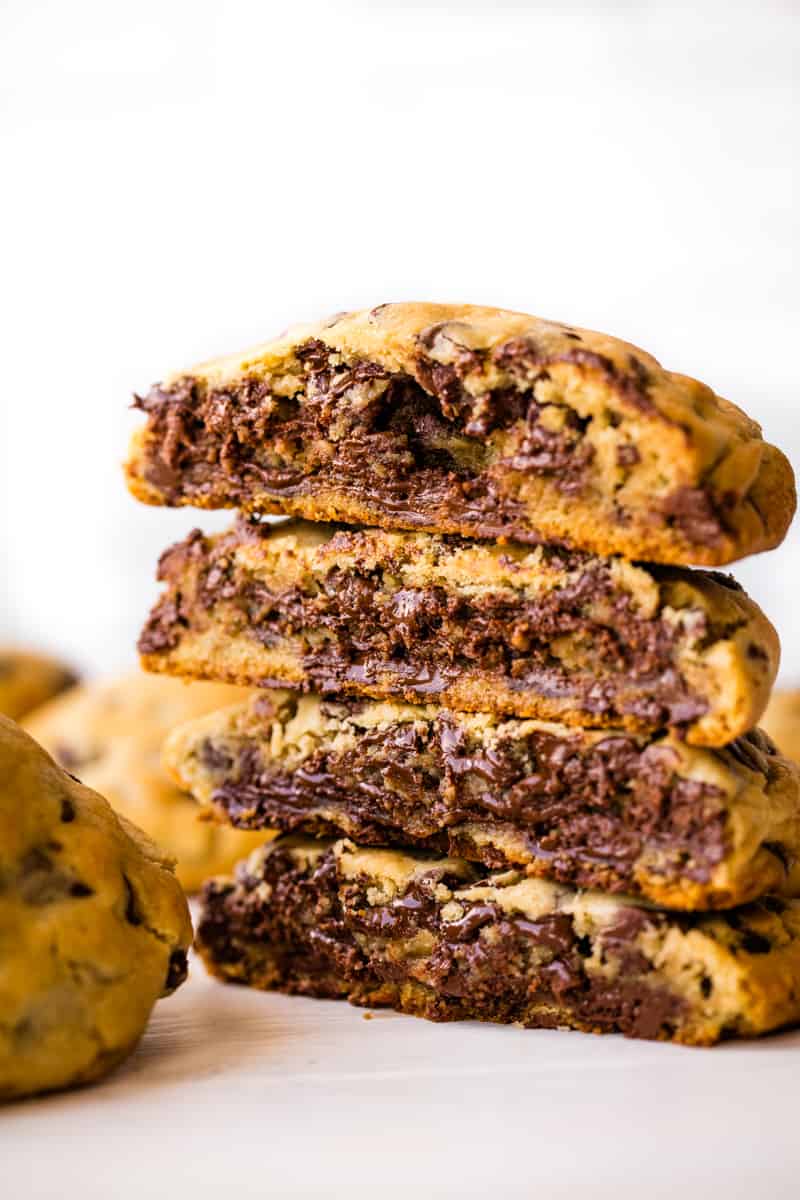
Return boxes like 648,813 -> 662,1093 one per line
197,835 -> 800,1045
165,691 -> 800,910
125,303 -> 796,566
0,716 -> 191,1101
139,519 -> 779,747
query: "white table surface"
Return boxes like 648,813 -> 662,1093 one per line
4,947 -> 799,1200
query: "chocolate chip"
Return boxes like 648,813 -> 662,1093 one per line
18,848 -> 86,906
616,443 -> 640,467
740,930 -> 771,955
199,738 -> 233,771
575,934 -> 592,958
442,903 -> 498,943
515,913 -> 575,956
123,875 -> 143,926
662,486 -> 724,546
165,948 -> 189,991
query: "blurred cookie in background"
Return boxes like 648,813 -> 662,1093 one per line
25,671 -> 269,892
762,689 -> 800,763
0,647 -> 78,721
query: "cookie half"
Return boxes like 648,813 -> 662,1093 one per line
139,519 -> 779,747
197,835 -> 800,1045
165,691 -> 800,910
24,672 -> 267,893
125,303 -> 795,565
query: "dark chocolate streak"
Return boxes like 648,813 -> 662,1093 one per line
134,336 -> 726,547
138,524 -> 710,731
197,845 -> 689,1041
204,716 -> 728,892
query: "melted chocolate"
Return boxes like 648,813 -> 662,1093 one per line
134,338 -> 727,549
197,843 -> 689,1041
139,524 -> 710,731
662,487 -> 725,546
202,714 -> 732,895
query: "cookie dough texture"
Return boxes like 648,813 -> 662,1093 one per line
0,647 -> 77,721
25,672 -> 267,892
197,835 -> 800,1045
139,518 -> 779,747
125,302 -> 795,566
762,690 -> 800,763
165,691 -> 800,910
0,716 -> 192,1101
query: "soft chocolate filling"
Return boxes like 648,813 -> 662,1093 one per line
201,713 -> 728,892
134,336 -> 726,547
138,524 -> 713,730
197,843 -> 690,1040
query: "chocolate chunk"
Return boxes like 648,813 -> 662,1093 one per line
663,486 -> 724,546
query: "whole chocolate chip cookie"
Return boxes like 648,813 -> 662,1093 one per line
0,715 -> 192,1101
0,647 -> 77,721
125,302 -> 795,566
24,671 -> 268,893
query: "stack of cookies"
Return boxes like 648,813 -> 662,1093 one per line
127,303 -> 800,1045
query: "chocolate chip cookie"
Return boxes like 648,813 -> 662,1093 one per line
24,672 -> 267,892
0,647 -> 77,721
138,518 -> 779,747
164,690 -> 800,910
0,716 -> 191,1101
125,303 -> 795,566
197,835 -> 800,1045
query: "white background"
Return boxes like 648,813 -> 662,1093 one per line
1,0 -> 798,680
1,5 -> 799,1195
